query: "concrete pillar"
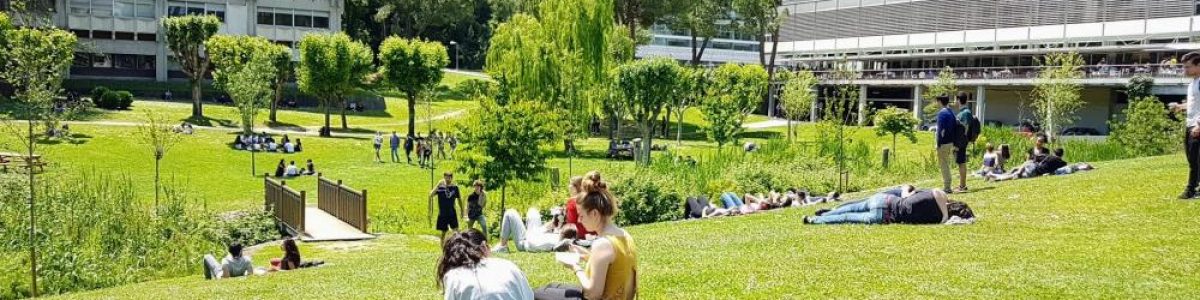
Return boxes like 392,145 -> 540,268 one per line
809,87 -> 819,121
858,84 -> 868,125
155,0 -> 168,82
913,85 -> 923,123
975,86 -> 986,122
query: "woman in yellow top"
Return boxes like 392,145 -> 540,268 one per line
535,171 -> 638,300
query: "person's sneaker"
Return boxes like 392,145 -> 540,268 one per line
955,186 -> 969,193
815,208 -> 831,216
1179,191 -> 1196,200
802,216 -> 811,224
491,245 -> 508,253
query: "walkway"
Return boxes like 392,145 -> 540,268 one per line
743,118 -> 790,129
301,205 -> 375,242
58,108 -> 467,139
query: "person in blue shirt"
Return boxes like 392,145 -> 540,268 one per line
935,95 -> 958,193
389,132 -> 401,163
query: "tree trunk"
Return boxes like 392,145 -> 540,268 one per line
675,107 -> 684,146
154,157 -> 161,208
892,134 -> 898,160
191,79 -> 203,118
27,119 -> 37,298
693,37 -> 711,66
609,113 -> 618,140
340,97 -> 348,130
407,94 -> 417,137
322,103 -> 332,137
787,119 -> 793,143
640,122 -> 653,166
661,108 -> 670,137
270,83 -> 282,123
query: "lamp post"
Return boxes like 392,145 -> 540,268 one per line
449,41 -> 459,70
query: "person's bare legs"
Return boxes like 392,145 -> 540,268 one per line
958,163 -> 968,190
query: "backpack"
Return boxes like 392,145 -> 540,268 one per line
966,116 -> 981,143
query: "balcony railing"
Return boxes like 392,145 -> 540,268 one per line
807,64 -> 1185,81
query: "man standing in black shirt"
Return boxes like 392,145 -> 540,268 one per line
429,172 -> 464,241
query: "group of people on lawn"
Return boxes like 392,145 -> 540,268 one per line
202,238 -> 325,280
375,131 -> 458,168
274,159 -> 317,178
430,171 -> 637,300
234,132 -> 303,154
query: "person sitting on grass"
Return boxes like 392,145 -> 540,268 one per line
274,159 -> 286,178
234,135 -> 245,150
976,143 -> 1002,176
304,159 -> 316,175
270,238 -> 325,271
493,207 -> 576,253
283,140 -> 295,153
295,138 -> 303,152
439,229 -> 535,300
535,171 -> 638,300
202,243 -> 254,279
803,189 -> 975,225
987,148 -> 1068,182
284,161 -> 300,177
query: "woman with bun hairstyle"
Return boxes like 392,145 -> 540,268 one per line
535,171 -> 638,300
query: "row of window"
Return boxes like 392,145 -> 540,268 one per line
256,7 -> 330,29
71,29 -> 157,41
73,53 -> 156,70
167,1 -> 226,21
69,0 -> 155,19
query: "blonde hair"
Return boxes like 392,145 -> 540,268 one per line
568,176 -> 584,195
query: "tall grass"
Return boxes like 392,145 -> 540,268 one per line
0,173 -> 278,299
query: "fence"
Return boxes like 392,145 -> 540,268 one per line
317,174 -> 369,233
264,175 -> 306,234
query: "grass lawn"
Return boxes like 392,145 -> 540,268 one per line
49,154 -> 1200,299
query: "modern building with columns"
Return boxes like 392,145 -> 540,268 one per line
774,0 -> 1199,134
9,0 -> 343,82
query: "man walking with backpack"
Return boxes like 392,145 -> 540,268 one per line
955,92 -> 979,192
935,95 -> 958,193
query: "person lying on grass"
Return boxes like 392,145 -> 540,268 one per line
535,171 -> 638,300
269,238 -> 325,271
439,229 -> 535,300
802,189 -> 975,225
492,207 -> 576,253
202,243 -> 255,279
986,148 -> 1068,182
684,196 -> 733,219
789,189 -> 841,207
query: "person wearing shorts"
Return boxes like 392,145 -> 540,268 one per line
429,172 -> 464,242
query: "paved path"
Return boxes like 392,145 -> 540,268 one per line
443,69 -> 490,79
743,119 -> 791,129
57,109 -> 467,139
301,206 -> 375,242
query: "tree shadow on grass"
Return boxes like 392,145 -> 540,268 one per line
267,121 -> 308,133
184,115 -> 236,128
738,131 -> 783,140
35,133 -> 93,145
549,148 -> 610,160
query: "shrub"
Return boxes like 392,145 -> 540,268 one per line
95,90 -> 134,110
455,78 -> 496,99
1110,96 -> 1182,157
89,86 -> 109,104
610,170 -> 683,226
115,90 -> 133,109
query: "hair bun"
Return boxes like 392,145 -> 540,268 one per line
582,170 -> 606,194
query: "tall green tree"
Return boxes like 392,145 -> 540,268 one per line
921,66 -> 957,121
373,0 -> 476,39
379,37 -> 450,138
0,27 -> 77,298
780,69 -> 817,142
733,0 -> 786,112
161,15 -> 221,119
455,98 -> 560,220
206,36 -> 293,127
614,0 -> 685,41
1126,74 -> 1154,102
667,0 -> 730,65
1033,52 -> 1085,143
873,106 -> 919,160
297,33 -> 374,137
614,58 -> 682,165
701,63 -> 768,151
489,0 -> 543,22
672,67 -> 709,145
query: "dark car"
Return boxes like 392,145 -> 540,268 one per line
1061,127 -> 1101,136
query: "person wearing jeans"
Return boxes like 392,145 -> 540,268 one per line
719,192 -> 745,209
805,193 -> 896,224
934,95 -> 958,193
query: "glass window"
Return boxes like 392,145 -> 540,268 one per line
313,15 -> 329,28
135,2 -> 154,18
139,55 -> 156,70
137,33 -> 156,41
257,11 -> 273,25
206,3 -> 225,21
92,54 -> 112,67
114,0 -> 134,17
70,0 -> 90,14
115,31 -> 136,40
92,0 -> 114,16
71,29 -> 90,38
115,54 -> 137,69
275,13 -> 292,26
73,54 -> 92,67
168,5 -> 187,16
294,13 -> 312,27
92,30 -> 113,39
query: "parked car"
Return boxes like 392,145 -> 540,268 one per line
1061,127 -> 1101,136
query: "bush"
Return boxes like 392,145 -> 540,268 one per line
89,86 -> 109,104
610,170 -> 683,226
454,78 -> 496,99
1110,96 -> 1182,157
115,91 -> 133,109
95,90 -> 133,110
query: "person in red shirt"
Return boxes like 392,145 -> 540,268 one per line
564,176 -> 592,240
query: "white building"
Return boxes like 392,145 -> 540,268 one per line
637,19 -> 761,65
773,0 -> 1200,133
14,0 -> 343,82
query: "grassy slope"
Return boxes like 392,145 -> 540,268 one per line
51,154 -> 1200,299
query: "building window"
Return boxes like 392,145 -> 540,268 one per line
115,31 -> 136,40
258,7 -> 332,29
257,10 -> 274,25
167,1 -> 226,21
92,30 -> 113,39
137,33 -> 156,41
274,13 -> 293,26
313,15 -> 329,29
71,29 -> 91,38
69,0 -> 90,14
135,1 -> 154,18
294,14 -> 312,27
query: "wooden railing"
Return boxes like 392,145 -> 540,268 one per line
317,174 -> 369,233
264,175 -> 306,234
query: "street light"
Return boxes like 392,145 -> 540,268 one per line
449,41 -> 459,70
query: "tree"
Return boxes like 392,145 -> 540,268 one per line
265,45 -> 294,124
921,66 -> 957,121
817,60 -> 861,193
1033,52 -> 1085,143
373,0 -> 476,40
455,98 -> 560,222
297,33 -> 374,137
672,67 -> 709,145
873,106 -> 919,160
614,57 -> 681,165
135,110 -> 184,208
1110,96 -> 1182,157
0,27 -> 77,299
779,69 -> 817,142
666,0 -> 730,65
161,15 -> 220,119
1126,74 -> 1154,101
614,0 -> 685,41
733,0 -> 786,114
206,36 -> 286,134
379,37 -> 449,138
489,0 -> 543,23
227,52 -> 278,135
701,63 -> 768,151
